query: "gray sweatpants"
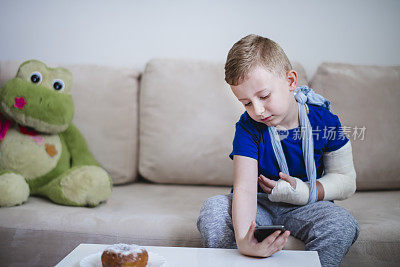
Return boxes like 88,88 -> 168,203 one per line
196,193 -> 360,267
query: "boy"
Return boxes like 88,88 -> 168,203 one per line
197,34 -> 360,267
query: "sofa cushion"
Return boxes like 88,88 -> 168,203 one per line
335,191 -> 400,266
0,61 -> 140,185
138,58 -> 308,185
0,183 -> 304,266
0,183 -> 398,266
310,63 -> 400,190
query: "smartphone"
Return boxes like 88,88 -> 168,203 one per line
254,225 -> 286,242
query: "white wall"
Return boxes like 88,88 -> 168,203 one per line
0,0 -> 399,79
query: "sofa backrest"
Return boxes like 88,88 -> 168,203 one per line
0,61 -> 140,185
138,58 -> 308,186
3,59 -> 397,191
311,63 -> 400,190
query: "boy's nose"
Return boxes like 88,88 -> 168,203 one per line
253,102 -> 265,116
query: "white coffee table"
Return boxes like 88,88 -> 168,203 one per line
56,243 -> 321,267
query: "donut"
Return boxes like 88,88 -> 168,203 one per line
101,243 -> 148,267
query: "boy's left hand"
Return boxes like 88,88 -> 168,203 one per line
258,172 -> 297,194
258,172 -> 310,205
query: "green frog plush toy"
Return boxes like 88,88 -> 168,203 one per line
0,60 -> 112,207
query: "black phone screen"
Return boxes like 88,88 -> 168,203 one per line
254,225 -> 286,242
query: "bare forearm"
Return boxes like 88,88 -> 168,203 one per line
232,187 -> 257,242
316,180 -> 325,201
231,155 -> 258,245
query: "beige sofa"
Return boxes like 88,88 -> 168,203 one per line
0,59 -> 399,267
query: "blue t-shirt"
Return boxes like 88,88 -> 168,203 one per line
229,104 -> 349,193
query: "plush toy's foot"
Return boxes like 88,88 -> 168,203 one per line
43,166 -> 112,207
0,171 -> 30,207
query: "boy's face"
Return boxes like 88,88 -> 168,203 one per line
230,65 -> 298,129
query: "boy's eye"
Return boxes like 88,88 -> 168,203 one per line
260,94 -> 270,99
244,94 -> 269,107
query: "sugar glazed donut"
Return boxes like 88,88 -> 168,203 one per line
101,243 -> 149,267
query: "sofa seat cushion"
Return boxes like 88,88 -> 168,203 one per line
335,190 -> 400,265
0,183 -> 398,266
0,182 -> 303,266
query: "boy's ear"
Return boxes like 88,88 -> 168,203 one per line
286,70 -> 298,91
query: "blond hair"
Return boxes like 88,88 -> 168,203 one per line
225,34 -> 292,86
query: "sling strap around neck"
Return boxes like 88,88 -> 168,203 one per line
268,85 -> 331,204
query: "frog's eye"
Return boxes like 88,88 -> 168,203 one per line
52,79 -> 65,91
30,72 -> 42,84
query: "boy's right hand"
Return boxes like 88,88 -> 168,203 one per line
236,220 -> 290,258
